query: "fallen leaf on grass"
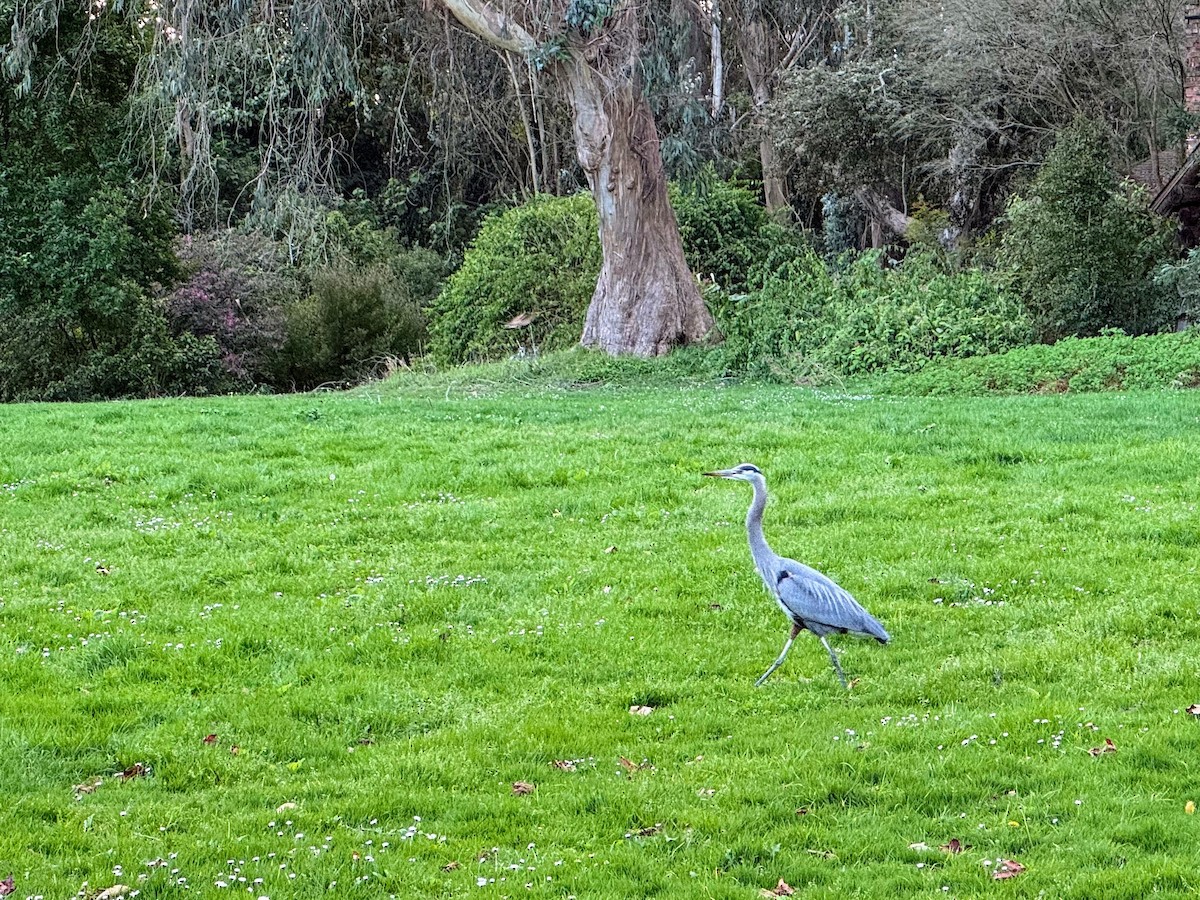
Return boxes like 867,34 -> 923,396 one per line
629,705 -> 654,716
352,851 -> 361,862
939,839 -> 969,854
202,734 -> 218,745
1186,800 -> 1195,815
618,756 -> 653,775
992,859 -> 1026,880
441,861 -> 460,872
551,759 -> 577,772
276,802 -> 298,813
0,874 -> 13,896
632,824 -> 662,837
229,744 -> 240,755
1087,738 -> 1117,756
794,807 -> 808,816
604,545 -> 618,554
116,762 -> 149,781
708,603 -> 723,611
1186,703 -> 1200,716
95,564 -> 111,576
73,779 -> 103,797
908,842 -> 931,852
96,885 -> 130,899
512,781 -> 536,795
759,878 -> 795,898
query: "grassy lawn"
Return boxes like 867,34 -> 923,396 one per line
1,376 -> 1198,898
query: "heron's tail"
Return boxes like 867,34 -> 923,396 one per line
863,615 -> 890,644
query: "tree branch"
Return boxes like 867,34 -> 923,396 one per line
435,0 -> 538,55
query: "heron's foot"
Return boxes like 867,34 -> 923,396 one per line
755,658 -> 786,687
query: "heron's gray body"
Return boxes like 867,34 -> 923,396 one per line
705,463 -> 889,687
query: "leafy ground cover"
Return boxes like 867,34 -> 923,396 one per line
873,330 -> 1200,396
1,373 -> 1198,899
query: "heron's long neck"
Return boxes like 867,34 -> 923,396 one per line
746,476 -> 773,563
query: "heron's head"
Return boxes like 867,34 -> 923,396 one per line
703,463 -> 763,483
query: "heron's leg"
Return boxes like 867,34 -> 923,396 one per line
819,636 -> 849,689
755,623 -> 803,687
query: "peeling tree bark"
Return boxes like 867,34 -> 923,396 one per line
565,53 -> 714,355
435,0 -> 715,356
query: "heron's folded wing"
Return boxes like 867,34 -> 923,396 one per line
776,562 -> 885,639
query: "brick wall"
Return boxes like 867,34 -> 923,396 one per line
1187,5 -> 1200,151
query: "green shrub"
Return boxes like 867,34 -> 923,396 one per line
428,194 -> 602,365
670,179 -> 809,293
165,232 -> 298,388
998,118 -> 1175,341
817,253 -> 1032,375
711,250 -> 1031,380
277,265 -> 428,389
875,330 -> 1200,395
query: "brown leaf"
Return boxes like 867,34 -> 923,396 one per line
1088,738 -> 1117,756
229,744 -> 240,755
992,858 -> 1026,880
634,823 -> 662,837
352,851 -> 361,862
202,734 -> 218,745
441,861 -> 460,872
629,705 -> 654,716
794,807 -> 808,816
939,839 -> 968,854
512,781 -> 535,795
73,779 -> 102,797
0,874 -> 13,896
551,759 -> 577,772
117,762 -> 149,781
759,878 -> 795,898
96,886 -> 130,900
617,756 -> 653,775
1186,703 -> 1200,716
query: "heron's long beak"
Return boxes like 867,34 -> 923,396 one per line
703,469 -> 734,478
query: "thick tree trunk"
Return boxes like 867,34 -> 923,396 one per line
565,56 -> 714,356
436,0 -> 713,355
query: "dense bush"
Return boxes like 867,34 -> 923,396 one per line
165,232 -> 296,388
873,330 -> 1200,395
164,217 -> 442,392
0,13 -> 233,401
671,179 -> 809,293
278,265 -> 428,389
427,194 -> 602,365
712,250 -> 1032,380
999,119 -> 1175,341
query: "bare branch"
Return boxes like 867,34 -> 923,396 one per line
435,0 -> 538,54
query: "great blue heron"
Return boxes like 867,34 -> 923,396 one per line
704,463 -> 889,688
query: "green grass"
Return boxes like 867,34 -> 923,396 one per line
2,374 -> 1199,899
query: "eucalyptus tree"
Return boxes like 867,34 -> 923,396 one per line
433,0 -> 715,355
